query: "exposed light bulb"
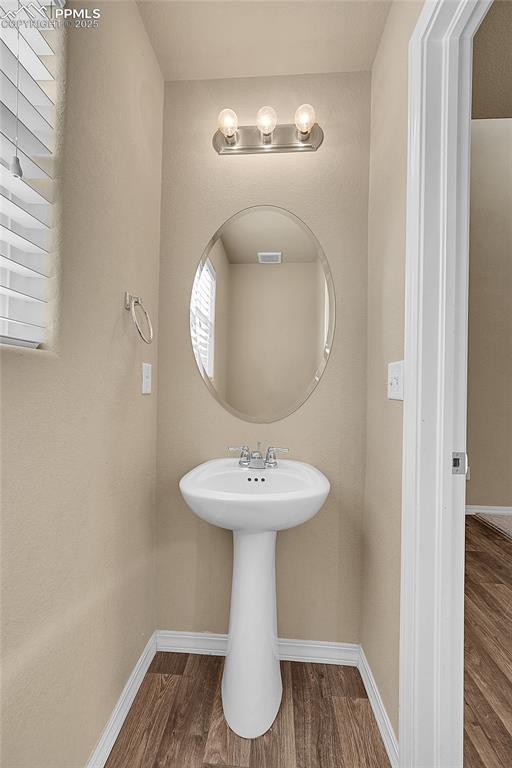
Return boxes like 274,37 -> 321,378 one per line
217,108 -> 238,140
294,103 -> 316,138
256,106 -> 278,141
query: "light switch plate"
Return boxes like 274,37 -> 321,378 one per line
142,362 -> 152,394
388,360 -> 404,400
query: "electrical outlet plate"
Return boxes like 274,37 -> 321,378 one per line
388,360 -> 404,400
142,362 -> 152,394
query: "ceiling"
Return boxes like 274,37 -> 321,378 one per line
220,208 -> 318,264
137,1 -> 391,82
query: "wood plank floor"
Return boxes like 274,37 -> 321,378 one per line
464,516 -> 512,767
105,515 -> 512,767
106,655 -> 390,768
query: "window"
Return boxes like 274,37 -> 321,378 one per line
0,2 -> 63,348
190,259 -> 216,379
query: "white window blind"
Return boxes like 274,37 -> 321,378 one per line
0,1 -> 63,348
190,259 -> 216,379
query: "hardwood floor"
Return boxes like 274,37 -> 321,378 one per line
464,516 -> 512,766
104,516 -> 512,767
106,655 -> 390,768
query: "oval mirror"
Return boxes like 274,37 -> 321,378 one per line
190,206 -> 335,423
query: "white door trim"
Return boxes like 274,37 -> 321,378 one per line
400,1 -> 492,766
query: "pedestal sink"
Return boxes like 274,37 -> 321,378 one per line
179,458 -> 330,738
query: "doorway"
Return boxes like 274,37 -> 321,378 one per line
399,0 -> 494,765
464,7 -> 512,759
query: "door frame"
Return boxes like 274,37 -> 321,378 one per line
400,0 -> 492,765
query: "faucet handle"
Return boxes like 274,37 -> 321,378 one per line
265,446 -> 289,468
228,445 -> 250,467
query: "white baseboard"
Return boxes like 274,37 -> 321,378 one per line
277,636 -> 360,666
85,632 -> 157,768
88,630 -> 397,768
466,505 -> 512,516
156,630 -> 360,666
156,629 -> 227,655
359,647 -> 399,768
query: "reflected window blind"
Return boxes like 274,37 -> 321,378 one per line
0,0 -> 64,348
190,259 -> 216,379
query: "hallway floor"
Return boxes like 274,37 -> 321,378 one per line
464,516 -> 512,766
105,652 -> 390,768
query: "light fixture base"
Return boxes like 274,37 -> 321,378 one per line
213,123 -> 324,155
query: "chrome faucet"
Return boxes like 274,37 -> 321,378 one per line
228,444 -> 289,469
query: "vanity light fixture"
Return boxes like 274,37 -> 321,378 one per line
213,104 -> 323,155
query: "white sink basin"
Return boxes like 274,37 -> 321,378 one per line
179,457 -> 330,739
179,458 -> 329,532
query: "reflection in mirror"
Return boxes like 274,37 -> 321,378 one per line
190,206 -> 335,423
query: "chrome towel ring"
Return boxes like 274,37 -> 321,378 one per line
124,292 -> 154,344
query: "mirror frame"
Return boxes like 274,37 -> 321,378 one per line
190,205 -> 336,423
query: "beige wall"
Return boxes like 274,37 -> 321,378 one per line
226,261 -> 324,420
467,119 -> 512,506
472,0 -> 512,119
0,3 -> 163,767
157,72 -> 371,642
361,0 -> 424,736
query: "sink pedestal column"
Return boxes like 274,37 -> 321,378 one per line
221,529 -> 282,738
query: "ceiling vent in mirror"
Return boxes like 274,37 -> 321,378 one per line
257,252 -> 282,264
